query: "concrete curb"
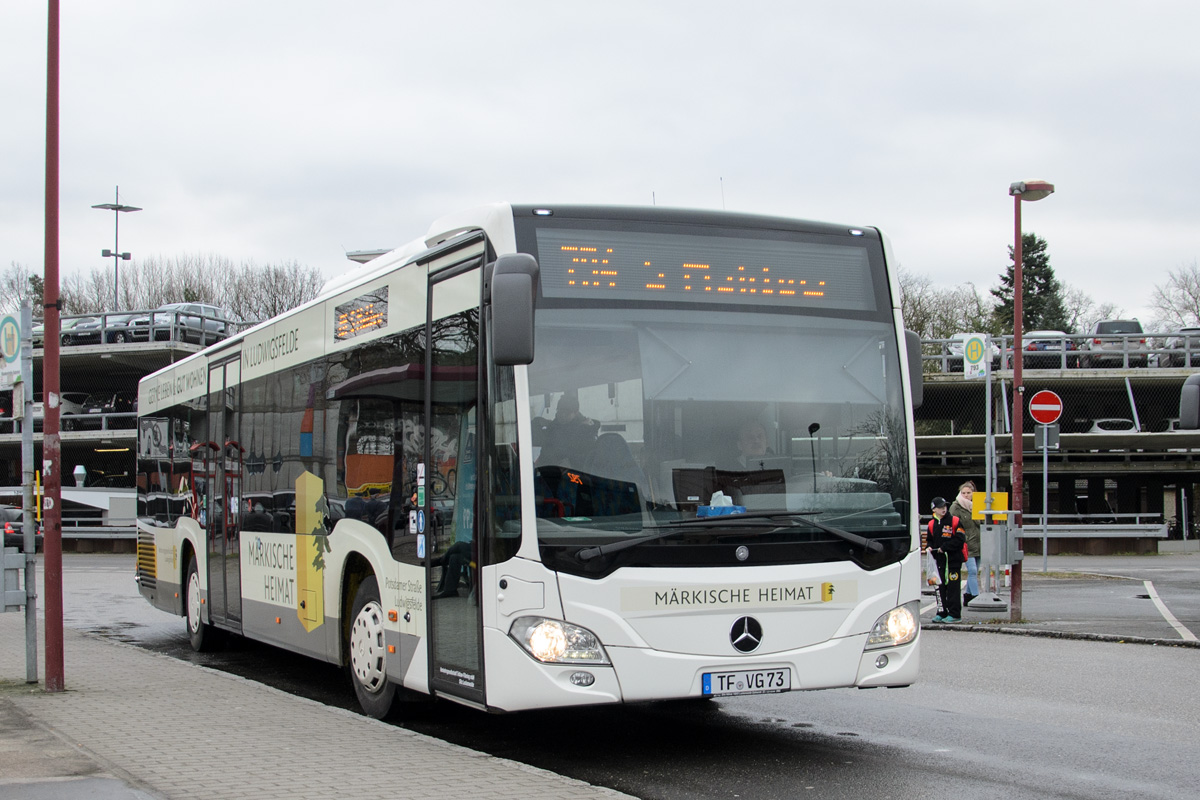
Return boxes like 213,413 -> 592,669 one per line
923,622 -> 1200,648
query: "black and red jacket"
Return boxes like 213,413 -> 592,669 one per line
927,514 -> 967,569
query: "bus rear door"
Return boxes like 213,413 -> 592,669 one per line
205,356 -> 243,629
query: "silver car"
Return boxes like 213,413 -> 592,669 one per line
1005,330 -> 1078,369
1163,327 -> 1200,367
1080,319 -> 1147,368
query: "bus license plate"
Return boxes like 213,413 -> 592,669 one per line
702,668 -> 791,696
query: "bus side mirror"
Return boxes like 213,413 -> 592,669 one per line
491,253 -> 539,366
1179,374 -> 1200,429
905,330 -> 924,410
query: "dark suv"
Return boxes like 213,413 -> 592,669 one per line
77,392 -> 136,430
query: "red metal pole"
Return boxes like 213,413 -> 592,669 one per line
1010,195 -> 1023,623
43,0 -> 65,693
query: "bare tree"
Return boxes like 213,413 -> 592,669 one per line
55,254 -> 326,321
898,268 -> 937,338
0,262 -> 43,316
1150,261 -> 1200,330
1062,285 -> 1123,334
898,268 -> 996,339
228,260 -> 326,322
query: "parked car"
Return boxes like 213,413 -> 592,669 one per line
63,313 -> 138,345
56,391 -> 92,430
129,303 -> 233,345
1086,418 -> 1138,434
1,504 -> 42,552
75,391 -> 136,430
32,315 -> 95,348
1161,417 -> 1200,452
1007,330 -> 1078,369
945,333 -> 1002,373
1163,327 -> 1200,368
1085,417 -> 1140,453
1080,319 -> 1147,368
1,391 -> 90,432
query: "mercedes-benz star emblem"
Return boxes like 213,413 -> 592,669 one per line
735,545 -> 750,562
730,616 -> 763,653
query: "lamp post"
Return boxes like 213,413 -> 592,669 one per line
1008,179 -> 1055,623
91,186 -> 141,310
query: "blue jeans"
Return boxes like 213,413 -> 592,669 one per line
965,557 -> 980,596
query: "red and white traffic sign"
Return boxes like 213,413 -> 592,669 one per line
1029,389 -> 1063,425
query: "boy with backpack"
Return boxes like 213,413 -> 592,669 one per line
927,496 -> 967,623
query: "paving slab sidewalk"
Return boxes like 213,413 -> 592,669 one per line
0,613 -> 632,800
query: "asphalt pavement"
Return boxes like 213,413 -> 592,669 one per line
1,551 -> 1197,798
923,552 -> 1200,645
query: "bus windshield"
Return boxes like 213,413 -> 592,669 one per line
527,305 -> 911,575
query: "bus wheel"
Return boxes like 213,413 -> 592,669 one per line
185,555 -> 217,652
348,575 -> 396,718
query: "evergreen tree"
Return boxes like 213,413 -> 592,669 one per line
990,232 -> 1072,333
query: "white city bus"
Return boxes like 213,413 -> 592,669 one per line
135,204 -> 924,716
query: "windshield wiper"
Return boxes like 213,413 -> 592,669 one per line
575,520 -> 773,561
674,511 -> 886,553
575,511 -> 884,562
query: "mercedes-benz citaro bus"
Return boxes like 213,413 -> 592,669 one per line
134,204 -> 924,717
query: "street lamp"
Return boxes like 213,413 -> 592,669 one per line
1008,179 -> 1055,623
91,185 -> 141,310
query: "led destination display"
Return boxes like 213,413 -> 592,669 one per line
335,286 -> 389,341
535,227 -> 877,311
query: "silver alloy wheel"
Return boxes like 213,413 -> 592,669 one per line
187,570 -> 202,634
350,599 -> 387,693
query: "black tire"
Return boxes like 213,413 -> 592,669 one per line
62,416 -> 74,432
347,575 -> 396,719
111,331 -> 127,344
185,554 -> 217,652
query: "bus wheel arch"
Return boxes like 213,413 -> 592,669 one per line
179,537 -> 200,617
184,550 -> 218,652
339,552 -> 372,664
346,571 -> 396,718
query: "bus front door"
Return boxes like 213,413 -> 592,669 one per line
206,357 -> 243,630
425,261 -> 485,706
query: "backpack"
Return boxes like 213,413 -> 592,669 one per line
928,515 -> 967,562
952,515 -> 969,561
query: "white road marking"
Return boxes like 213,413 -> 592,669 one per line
1143,580 -> 1198,641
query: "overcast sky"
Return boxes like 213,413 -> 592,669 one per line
3,1 -> 1198,325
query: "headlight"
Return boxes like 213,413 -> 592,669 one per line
864,601 -> 920,650
509,616 -> 610,665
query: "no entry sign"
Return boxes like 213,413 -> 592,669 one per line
1029,390 -> 1063,425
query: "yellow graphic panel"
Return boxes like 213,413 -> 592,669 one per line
972,492 -> 1008,521
295,470 -> 329,632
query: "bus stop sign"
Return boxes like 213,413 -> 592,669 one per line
1029,390 -> 1063,425
0,315 -> 20,387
